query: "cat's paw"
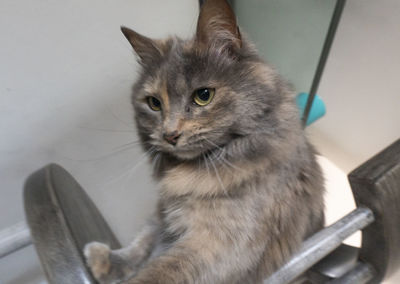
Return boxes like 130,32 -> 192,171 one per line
84,242 -> 112,283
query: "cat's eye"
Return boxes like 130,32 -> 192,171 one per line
193,88 -> 215,106
147,96 -> 162,111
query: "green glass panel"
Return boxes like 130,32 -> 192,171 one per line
232,0 -> 337,93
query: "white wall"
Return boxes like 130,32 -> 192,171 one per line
0,0 -> 198,282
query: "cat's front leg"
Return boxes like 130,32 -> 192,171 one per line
85,242 -> 129,284
84,218 -> 160,284
122,233 -> 257,284
121,246 -> 200,284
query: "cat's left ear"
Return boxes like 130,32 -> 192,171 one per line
196,0 -> 242,54
121,26 -> 163,65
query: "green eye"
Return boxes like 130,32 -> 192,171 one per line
147,96 -> 161,111
193,88 -> 215,106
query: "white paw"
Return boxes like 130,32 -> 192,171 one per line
84,242 -> 111,281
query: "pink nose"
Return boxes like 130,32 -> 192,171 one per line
163,131 -> 182,145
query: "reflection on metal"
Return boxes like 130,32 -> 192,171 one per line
328,262 -> 375,284
0,221 -> 31,259
312,244 -> 359,278
266,207 -> 374,284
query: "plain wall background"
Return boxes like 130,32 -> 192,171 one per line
0,0 -> 399,283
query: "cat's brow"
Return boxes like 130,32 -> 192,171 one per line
143,76 -> 161,95
161,80 -> 170,114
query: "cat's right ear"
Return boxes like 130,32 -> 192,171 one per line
196,0 -> 242,55
121,26 -> 162,65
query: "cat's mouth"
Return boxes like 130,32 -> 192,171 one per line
163,142 -> 223,161
156,130 -> 239,160
167,146 -> 210,160
160,133 -> 237,160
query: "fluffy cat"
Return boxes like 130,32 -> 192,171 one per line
84,0 -> 324,283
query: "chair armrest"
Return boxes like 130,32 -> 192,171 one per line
349,138 -> 400,283
24,164 -> 121,284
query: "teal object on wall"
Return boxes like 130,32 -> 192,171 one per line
296,92 -> 326,126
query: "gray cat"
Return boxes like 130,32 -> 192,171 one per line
84,0 -> 324,283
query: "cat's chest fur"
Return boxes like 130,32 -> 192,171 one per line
157,159 -> 275,241
158,192 -> 272,243
159,157 -> 271,198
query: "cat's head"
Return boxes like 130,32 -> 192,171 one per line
122,0 -> 298,161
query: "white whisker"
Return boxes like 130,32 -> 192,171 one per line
78,125 -> 135,133
101,146 -> 156,188
60,144 -> 139,162
207,154 -> 226,194
113,140 -> 142,151
152,152 -> 162,170
202,153 -> 211,179
107,105 -> 135,128
122,147 -> 157,190
202,137 -> 244,173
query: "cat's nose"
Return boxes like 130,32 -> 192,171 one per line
163,131 -> 182,146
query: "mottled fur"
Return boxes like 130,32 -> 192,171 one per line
84,0 -> 324,283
